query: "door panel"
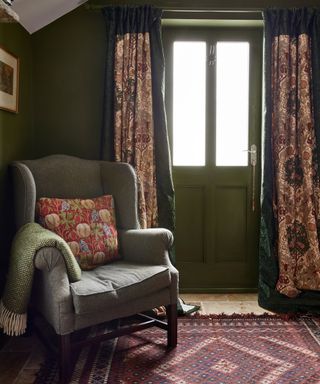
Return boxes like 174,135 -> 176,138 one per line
175,185 -> 205,263
215,186 -> 247,263
163,27 -> 263,291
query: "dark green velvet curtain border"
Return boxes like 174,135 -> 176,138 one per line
101,7 -> 115,162
101,5 -> 175,236
149,10 -> 175,233
259,8 -> 320,313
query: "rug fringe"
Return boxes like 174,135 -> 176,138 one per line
0,301 -> 27,336
187,312 -> 296,320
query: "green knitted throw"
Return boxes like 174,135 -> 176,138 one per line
0,223 -> 81,336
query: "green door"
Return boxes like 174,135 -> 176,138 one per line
163,27 -> 263,292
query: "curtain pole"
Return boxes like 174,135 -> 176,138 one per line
86,6 -> 263,20
85,5 -> 262,11
85,4 -> 263,17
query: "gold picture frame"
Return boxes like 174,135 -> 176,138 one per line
0,45 -> 19,113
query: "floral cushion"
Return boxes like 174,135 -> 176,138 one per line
36,195 -> 119,270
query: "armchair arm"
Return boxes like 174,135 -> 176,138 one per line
33,247 -> 75,335
35,247 -> 71,278
118,228 -> 174,266
119,228 -> 178,303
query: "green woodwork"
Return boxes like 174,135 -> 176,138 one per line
163,26 -> 263,291
0,23 -> 34,293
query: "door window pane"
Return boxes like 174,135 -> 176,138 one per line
216,42 -> 249,166
173,41 -> 206,166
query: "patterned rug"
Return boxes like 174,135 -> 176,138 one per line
35,314 -> 320,384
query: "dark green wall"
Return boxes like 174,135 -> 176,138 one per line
32,7 -> 106,159
0,23 -> 33,291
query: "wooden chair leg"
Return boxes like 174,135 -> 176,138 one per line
59,334 -> 71,384
166,303 -> 177,349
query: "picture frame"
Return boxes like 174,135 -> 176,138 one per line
0,45 -> 19,113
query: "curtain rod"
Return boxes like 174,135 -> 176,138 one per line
163,10 -> 263,20
163,9 -> 262,13
85,4 -> 263,19
85,4 -> 262,13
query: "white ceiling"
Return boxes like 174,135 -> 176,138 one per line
11,0 -> 88,34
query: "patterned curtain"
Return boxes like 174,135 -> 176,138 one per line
101,5 -> 174,232
259,9 -> 320,311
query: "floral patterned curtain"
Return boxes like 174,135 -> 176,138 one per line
113,24 -> 157,228
259,8 -> 320,311
101,6 -> 174,232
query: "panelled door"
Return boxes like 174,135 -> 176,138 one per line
163,27 -> 263,291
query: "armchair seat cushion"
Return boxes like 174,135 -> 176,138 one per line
70,261 -> 171,314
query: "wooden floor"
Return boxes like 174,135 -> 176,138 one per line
180,293 -> 267,315
0,293 -> 267,384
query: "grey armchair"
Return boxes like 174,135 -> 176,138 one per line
12,154 -> 178,383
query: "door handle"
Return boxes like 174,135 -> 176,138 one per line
243,144 -> 257,212
243,144 -> 257,166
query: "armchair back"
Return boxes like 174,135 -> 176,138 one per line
12,154 -> 140,231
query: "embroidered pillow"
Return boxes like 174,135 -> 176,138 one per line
36,195 -> 119,270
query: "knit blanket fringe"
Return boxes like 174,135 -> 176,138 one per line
0,301 -> 27,336
0,223 -> 81,337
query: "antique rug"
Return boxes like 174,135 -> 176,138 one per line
35,314 -> 320,384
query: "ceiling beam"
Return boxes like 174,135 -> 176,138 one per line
0,2 -> 19,22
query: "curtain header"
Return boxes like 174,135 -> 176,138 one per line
264,8 -> 320,36
102,5 -> 162,34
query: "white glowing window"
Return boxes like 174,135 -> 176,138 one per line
173,41 -> 206,166
216,42 -> 250,166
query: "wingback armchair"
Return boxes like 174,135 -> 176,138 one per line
11,154 -> 178,382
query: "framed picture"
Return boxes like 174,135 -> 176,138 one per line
0,46 -> 19,113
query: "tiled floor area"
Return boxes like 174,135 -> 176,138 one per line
0,293 -> 268,383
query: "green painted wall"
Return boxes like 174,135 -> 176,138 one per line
32,6 -> 106,159
0,23 -> 33,291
